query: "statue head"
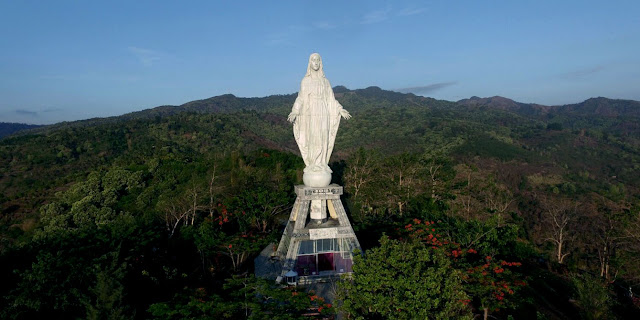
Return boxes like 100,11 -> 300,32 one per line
305,53 -> 325,77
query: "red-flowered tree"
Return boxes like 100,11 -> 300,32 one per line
400,218 -> 527,320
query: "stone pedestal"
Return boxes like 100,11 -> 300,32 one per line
275,184 -> 361,283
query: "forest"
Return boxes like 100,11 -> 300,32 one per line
1,87 -> 639,319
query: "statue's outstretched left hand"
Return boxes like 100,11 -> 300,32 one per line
340,109 -> 351,120
287,112 -> 298,123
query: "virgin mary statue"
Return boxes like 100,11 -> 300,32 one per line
288,53 -> 351,187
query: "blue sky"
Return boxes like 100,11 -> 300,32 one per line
1,0 -> 639,124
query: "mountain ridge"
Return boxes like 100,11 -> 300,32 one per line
0,123 -> 42,139
457,95 -> 640,118
4,87 -> 639,138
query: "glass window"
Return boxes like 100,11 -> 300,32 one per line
318,239 -> 335,252
296,255 -> 317,276
338,238 -> 349,252
339,238 -> 357,259
318,253 -> 334,272
335,253 -> 353,273
298,240 -> 314,255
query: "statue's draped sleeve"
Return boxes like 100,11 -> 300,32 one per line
292,79 -> 307,165
325,78 -> 342,162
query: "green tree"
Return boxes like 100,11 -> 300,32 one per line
149,275 -> 333,319
227,181 -> 290,234
85,250 -> 131,320
338,236 -> 470,320
571,274 -> 613,320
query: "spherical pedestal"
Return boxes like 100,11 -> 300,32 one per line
303,171 -> 331,187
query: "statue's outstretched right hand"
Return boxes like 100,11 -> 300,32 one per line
287,112 -> 298,123
340,109 -> 351,120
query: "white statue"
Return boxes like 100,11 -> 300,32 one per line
288,53 -> 351,187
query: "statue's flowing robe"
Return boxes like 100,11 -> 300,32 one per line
291,76 -> 342,173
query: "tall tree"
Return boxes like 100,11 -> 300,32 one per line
338,236 -> 470,320
539,197 -> 576,264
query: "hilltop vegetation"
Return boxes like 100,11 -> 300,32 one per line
0,88 -> 639,319
0,123 -> 41,139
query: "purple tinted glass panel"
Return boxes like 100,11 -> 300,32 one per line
317,253 -> 334,272
296,255 -> 317,276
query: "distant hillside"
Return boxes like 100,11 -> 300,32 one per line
457,95 -> 640,136
3,86 -> 639,214
0,123 -> 41,138
21,93 -> 297,135
20,86 -> 441,135
457,95 -> 640,118
560,97 -> 640,118
117,93 -> 297,121
12,86 -> 639,138
457,96 -> 551,115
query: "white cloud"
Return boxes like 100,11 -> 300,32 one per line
128,46 -> 162,67
398,7 -> 426,16
313,21 -> 336,30
560,65 -> 606,80
361,8 -> 391,24
39,75 -> 70,80
264,26 -> 307,46
397,82 -> 459,95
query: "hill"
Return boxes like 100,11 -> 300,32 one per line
457,95 -> 640,117
458,96 -> 640,133
20,93 -> 297,136
0,122 -> 42,138
3,88 -> 639,229
1,87 -> 640,319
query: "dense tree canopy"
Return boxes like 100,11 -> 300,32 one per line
339,236 -> 470,320
1,88 -> 639,318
